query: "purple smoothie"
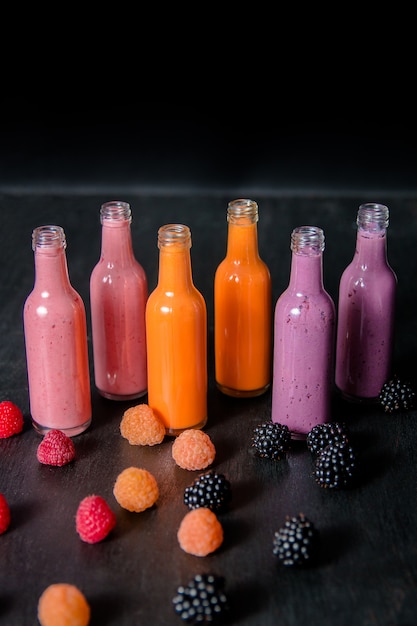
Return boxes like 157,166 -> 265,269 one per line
272,227 -> 335,438
335,203 -> 397,401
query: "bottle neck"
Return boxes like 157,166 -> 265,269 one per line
289,251 -> 324,292
226,222 -> 259,260
355,227 -> 388,268
100,220 -> 135,265
99,200 -> 135,265
288,226 -> 325,292
157,224 -> 194,290
226,198 -> 260,261
32,226 -> 71,291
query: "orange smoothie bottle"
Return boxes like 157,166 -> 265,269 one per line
214,198 -> 272,397
145,224 -> 207,435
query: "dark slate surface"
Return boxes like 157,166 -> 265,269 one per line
1,192 -> 417,625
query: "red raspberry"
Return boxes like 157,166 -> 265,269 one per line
0,400 -> 24,438
75,495 -> 116,544
37,429 -> 76,466
0,493 -> 11,534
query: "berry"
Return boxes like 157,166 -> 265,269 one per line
75,495 -> 116,544
172,429 -> 216,471
113,467 -> 159,512
184,471 -> 231,513
177,507 -> 223,556
120,403 -> 165,446
172,573 -> 228,624
306,422 -> 350,455
37,583 -> 90,626
314,442 -> 357,489
37,429 -> 76,466
0,400 -> 24,438
251,421 -> 291,460
379,376 -> 416,413
0,493 -> 11,534
273,513 -> 318,566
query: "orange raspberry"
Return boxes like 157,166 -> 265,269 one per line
37,583 -> 90,626
113,467 -> 159,512
172,429 -> 216,471
177,507 -> 223,556
120,403 -> 165,446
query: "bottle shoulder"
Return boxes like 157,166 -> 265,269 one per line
215,256 -> 270,278
147,284 -> 206,308
275,286 -> 335,314
340,261 -> 397,287
24,287 -> 86,320
91,258 -> 147,282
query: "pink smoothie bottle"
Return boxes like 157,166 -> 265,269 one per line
90,201 -> 148,400
23,225 -> 92,436
272,226 -> 335,438
335,203 -> 397,401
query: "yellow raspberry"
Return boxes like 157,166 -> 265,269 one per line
177,507 -> 223,556
113,467 -> 159,512
172,429 -> 216,471
37,583 -> 90,626
120,403 -> 165,446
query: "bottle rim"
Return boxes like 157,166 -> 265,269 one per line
100,201 -> 132,224
158,224 -> 191,248
291,225 -> 325,254
32,225 -> 66,250
227,198 -> 259,223
357,203 -> 389,231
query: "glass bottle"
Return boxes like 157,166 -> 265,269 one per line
90,201 -> 148,400
23,225 -> 91,436
214,198 -> 272,397
272,226 -> 335,438
335,202 -> 397,401
145,224 -> 207,435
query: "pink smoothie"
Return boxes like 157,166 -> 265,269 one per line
272,233 -> 335,438
90,209 -> 148,400
335,228 -> 397,400
23,227 -> 91,436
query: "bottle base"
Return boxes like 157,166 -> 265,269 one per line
216,382 -> 270,398
32,417 -> 92,437
289,430 -> 307,441
98,388 -> 147,401
338,389 -> 379,404
166,417 -> 207,437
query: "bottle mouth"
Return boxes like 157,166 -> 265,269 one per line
158,224 -> 191,248
100,201 -> 132,224
227,198 -> 259,224
291,226 -> 325,255
32,225 -> 66,250
357,203 -> 389,231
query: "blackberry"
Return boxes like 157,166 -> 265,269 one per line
314,442 -> 357,489
172,573 -> 228,624
379,376 -> 416,413
251,421 -> 291,460
306,422 -> 350,455
184,471 -> 231,513
272,513 -> 318,566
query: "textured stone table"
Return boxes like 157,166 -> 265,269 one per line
1,191 -> 416,625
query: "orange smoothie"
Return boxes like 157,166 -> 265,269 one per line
146,225 -> 207,435
214,199 -> 271,397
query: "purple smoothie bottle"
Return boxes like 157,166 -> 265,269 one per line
272,226 -> 335,439
335,203 -> 397,401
